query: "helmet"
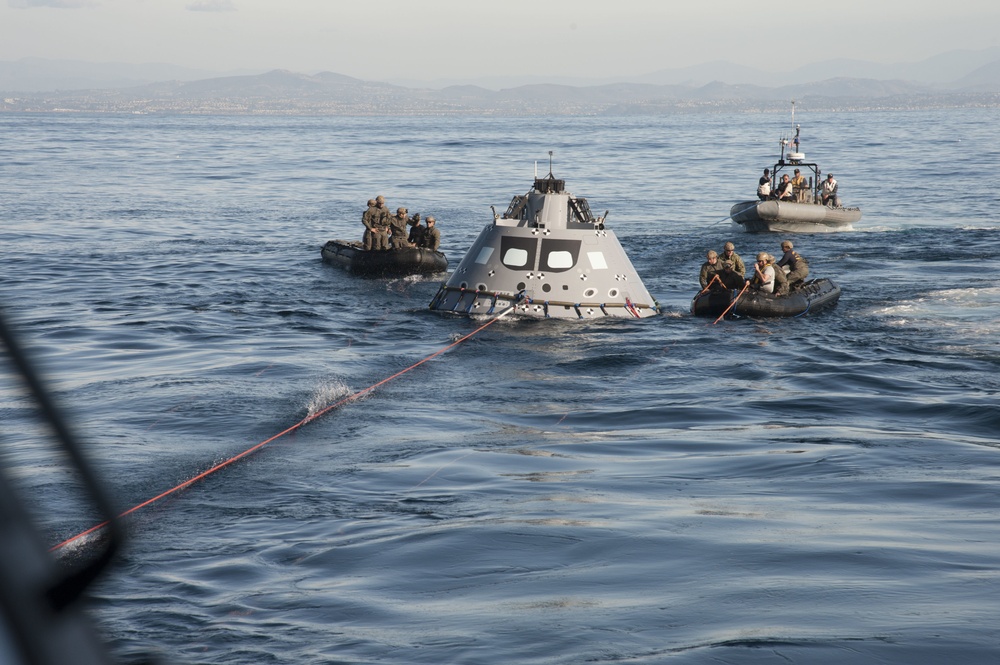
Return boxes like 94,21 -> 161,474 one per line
782,240 -> 793,250
723,242 -> 735,251
367,199 -> 375,206
376,195 -> 385,204
722,261 -> 734,269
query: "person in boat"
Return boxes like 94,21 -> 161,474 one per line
699,250 -> 720,289
372,194 -> 392,249
790,168 -> 808,202
757,168 -> 771,201
361,198 -> 378,250
718,260 -> 746,290
421,216 -> 441,251
821,174 -> 840,207
773,174 -> 795,201
720,241 -> 745,278
750,252 -> 775,294
407,213 -> 425,246
777,240 -> 809,289
767,254 -> 790,296
389,207 -> 413,249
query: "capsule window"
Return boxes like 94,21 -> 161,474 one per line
545,251 -> 574,269
539,239 -> 580,273
502,248 -> 529,267
500,236 -> 538,270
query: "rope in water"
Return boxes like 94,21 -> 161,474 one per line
50,301 -> 520,553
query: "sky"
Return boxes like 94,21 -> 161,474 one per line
3,0 -> 999,83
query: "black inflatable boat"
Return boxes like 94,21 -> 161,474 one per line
691,278 -> 841,319
321,240 -> 448,278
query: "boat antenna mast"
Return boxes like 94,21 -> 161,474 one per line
547,150 -> 554,178
780,100 -> 804,164
790,100 -> 801,156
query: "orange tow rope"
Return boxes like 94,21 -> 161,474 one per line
50,305 -> 518,553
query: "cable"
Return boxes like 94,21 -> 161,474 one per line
50,302 -> 519,553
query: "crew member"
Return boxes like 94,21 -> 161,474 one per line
389,207 -> 412,249
371,195 -> 391,250
750,252 -> 775,294
768,255 -> 789,295
407,213 -> 424,246
790,168 -> 807,202
777,240 -> 809,289
361,198 -> 378,250
757,168 -> 771,200
421,216 -> 441,251
821,174 -> 839,207
773,174 -> 794,201
699,250 -> 720,289
720,241 -> 745,278
718,260 -> 746,289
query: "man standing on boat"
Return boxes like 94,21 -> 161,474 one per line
362,198 -> 378,250
389,207 -> 413,249
421,216 -> 441,251
372,195 -> 391,250
408,213 -> 425,246
790,168 -> 807,202
821,174 -> 839,207
757,168 -> 771,201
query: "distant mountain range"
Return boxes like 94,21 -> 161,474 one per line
386,48 -> 1000,90
2,50 -> 999,115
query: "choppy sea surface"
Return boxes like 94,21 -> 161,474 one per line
3,108 -> 1000,664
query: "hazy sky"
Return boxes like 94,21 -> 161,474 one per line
3,0 -> 999,81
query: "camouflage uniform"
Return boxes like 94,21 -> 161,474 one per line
778,247 -> 809,288
389,208 -> 411,249
770,259 -> 790,296
421,218 -> 441,251
361,199 -> 378,250
371,197 -> 391,250
720,243 -> 745,278
699,250 -> 719,289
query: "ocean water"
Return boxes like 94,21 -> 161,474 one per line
2,108 -> 1000,664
